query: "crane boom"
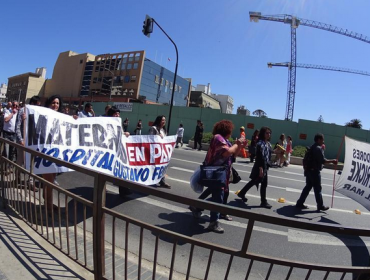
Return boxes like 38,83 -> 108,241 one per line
268,62 -> 370,77
250,11 -> 370,121
250,12 -> 370,44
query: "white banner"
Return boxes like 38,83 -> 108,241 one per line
335,136 -> 370,211
25,105 -> 176,185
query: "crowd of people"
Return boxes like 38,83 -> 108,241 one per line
0,100 -> 337,234
188,119 -> 337,233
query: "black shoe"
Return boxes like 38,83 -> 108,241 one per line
188,206 -> 202,218
237,193 -> 248,203
260,202 -> 272,209
318,206 -> 329,212
296,204 -> 309,210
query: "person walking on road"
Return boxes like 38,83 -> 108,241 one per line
190,120 -> 246,233
175,123 -> 184,148
249,129 -> 259,163
296,133 -> 337,212
237,126 -> 273,209
238,126 -> 247,158
135,119 -> 142,135
193,120 -> 201,150
149,115 -> 171,189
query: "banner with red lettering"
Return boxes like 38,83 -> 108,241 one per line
335,136 -> 370,211
24,105 -> 176,185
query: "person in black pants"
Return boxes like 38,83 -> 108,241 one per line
296,133 -> 337,211
193,120 -> 201,150
196,122 -> 204,150
237,126 -> 273,209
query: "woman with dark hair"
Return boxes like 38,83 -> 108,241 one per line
249,129 -> 259,163
237,126 -> 273,208
149,115 -> 171,188
190,120 -> 246,233
42,95 -> 64,212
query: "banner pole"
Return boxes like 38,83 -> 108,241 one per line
331,135 -> 345,208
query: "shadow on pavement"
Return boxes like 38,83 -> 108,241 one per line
0,206 -> 84,279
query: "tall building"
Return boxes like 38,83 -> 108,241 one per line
237,105 -> 250,116
43,50 -> 191,106
211,94 -> 234,114
7,70 -> 46,103
189,91 -> 221,110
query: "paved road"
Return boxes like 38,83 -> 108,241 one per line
56,146 -> 370,280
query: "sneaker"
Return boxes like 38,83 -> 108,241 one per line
188,206 -> 202,218
181,143 -> 183,147
237,193 -> 248,203
260,202 -> 272,209
318,206 -> 329,212
220,214 -> 233,221
159,182 -> 171,189
207,221 -> 224,233
296,204 -> 309,210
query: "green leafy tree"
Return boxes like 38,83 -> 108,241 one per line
253,109 -> 267,118
345,119 -> 362,129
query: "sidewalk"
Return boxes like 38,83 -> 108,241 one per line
0,200 -> 94,280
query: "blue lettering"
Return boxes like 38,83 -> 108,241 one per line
43,148 -> 60,167
97,152 -> 110,169
82,149 -> 93,165
141,168 -> 149,182
152,167 -> 160,180
69,149 -> 86,164
63,149 -> 73,161
90,150 -> 104,166
34,148 -> 47,168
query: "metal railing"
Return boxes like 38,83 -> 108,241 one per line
1,137 -> 370,280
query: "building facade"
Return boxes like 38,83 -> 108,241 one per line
7,70 -> 46,103
211,94 -> 233,114
0,84 -> 7,102
189,91 -> 221,110
237,105 -> 250,116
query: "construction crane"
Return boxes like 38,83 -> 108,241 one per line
268,62 -> 370,77
250,11 -> 370,121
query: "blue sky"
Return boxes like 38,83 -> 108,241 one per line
2,0 -> 370,128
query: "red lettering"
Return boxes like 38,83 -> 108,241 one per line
125,142 -> 175,166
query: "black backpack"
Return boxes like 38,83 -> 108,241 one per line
303,146 -> 314,174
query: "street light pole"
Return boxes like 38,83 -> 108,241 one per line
143,16 -> 178,134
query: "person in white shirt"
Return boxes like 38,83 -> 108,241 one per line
3,101 -> 18,163
78,103 -> 95,118
175,123 -> 184,148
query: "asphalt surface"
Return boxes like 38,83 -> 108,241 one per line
56,146 -> 370,280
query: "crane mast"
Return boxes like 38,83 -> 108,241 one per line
250,12 -> 370,121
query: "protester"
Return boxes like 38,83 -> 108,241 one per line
249,129 -> 259,163
285,136 -> 293,166
274,133 -> 287,167
195,122 -> 204,151
63,107 -> 70,115
101,105 -> 112,117
3,101 -> 19,168
149,115 -> 171,189
78,102 -> 95,118
135,119 -> 142,135
296,133 -> 337,211
193,120 -> 201,150
175,123 -> 184,148
237,126 -> 273,209
15,96 -> 41,190
123,117 -> 129,132
239,126 -> 247,158
43,95 -> 64,213
190,120 -> 246,233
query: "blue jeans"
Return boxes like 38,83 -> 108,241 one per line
209,187 -> 224,222
297,170 -> 323,208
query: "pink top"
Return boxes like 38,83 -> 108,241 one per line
286,141 -> 293,153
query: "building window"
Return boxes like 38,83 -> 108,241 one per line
131,75 -> 137,82
155,75 -> 160,84
122,54 -> 128,63
160,78 -> 164,85
175,84 -> 178,91
93,77 -> 97,83
121,63 -> 126,70
133,63 -> 138,69
95,66 -> 99,72
124,75 -> 130,83
80,59 -> 83,64
127,64 -> 132,70
165,80 -> 169,86
179,86 -> 182,93
170,82 -> 173,90
129,53 -> 134,62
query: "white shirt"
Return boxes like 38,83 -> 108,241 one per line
4,110 -> 17,133
78,110 -> 93,118
176,127 -> 184,138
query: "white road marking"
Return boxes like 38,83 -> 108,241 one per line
105,185 -> 370,246
169,166 -> 347,199
165,176 -> 368,215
